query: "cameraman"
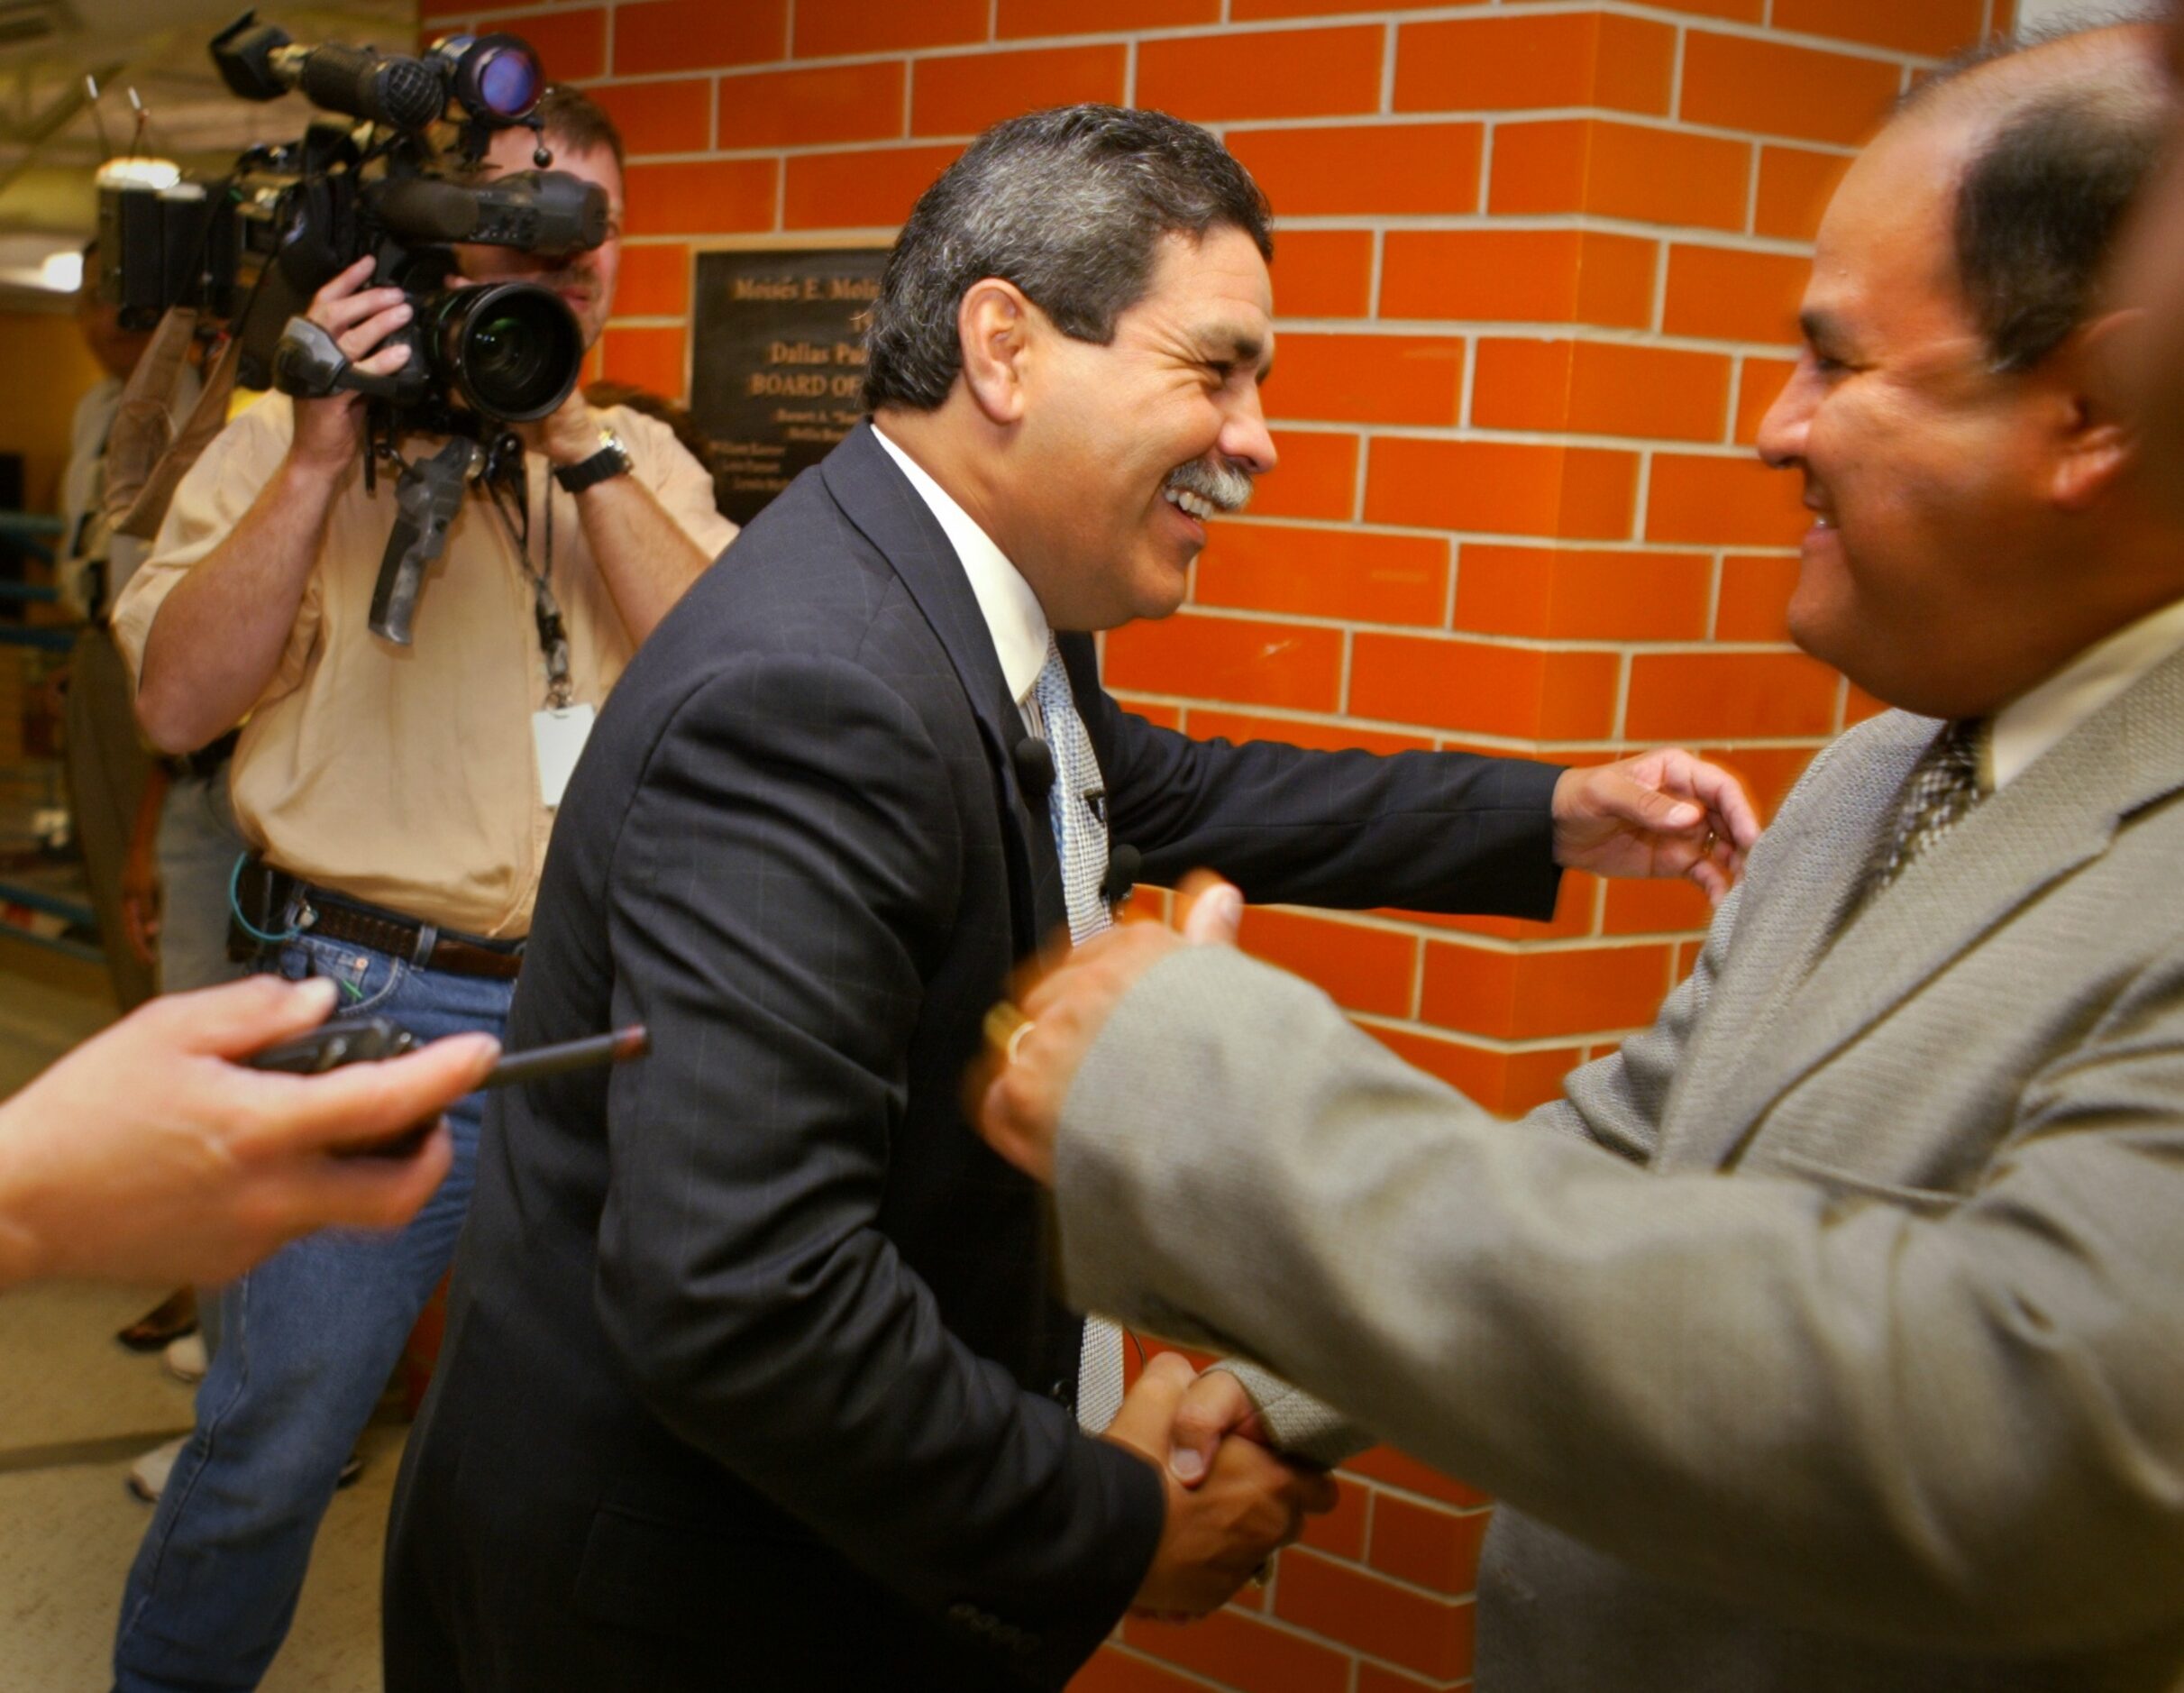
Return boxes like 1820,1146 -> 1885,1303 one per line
107,87 -> 735,1693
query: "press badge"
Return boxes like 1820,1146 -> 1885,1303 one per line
533,703 -> 596,808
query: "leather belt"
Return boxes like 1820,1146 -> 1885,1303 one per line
236,860 -> 525,981
159,728 -> 242,782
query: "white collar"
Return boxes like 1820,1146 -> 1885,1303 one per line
872,425 -> 1051,709
1987,593 -> 2184,791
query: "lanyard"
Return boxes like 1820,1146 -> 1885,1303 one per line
482,434 -> 575,710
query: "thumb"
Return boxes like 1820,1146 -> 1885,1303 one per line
1598,769 -> 1704,833
1101,1350 -> 1197,1463
1177,873 -> 1242,946
162,975 -> 341,1058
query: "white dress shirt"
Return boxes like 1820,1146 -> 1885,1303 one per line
872,426 -> 1052,731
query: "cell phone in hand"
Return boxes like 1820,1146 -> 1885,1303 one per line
248,1016 -> 652,1157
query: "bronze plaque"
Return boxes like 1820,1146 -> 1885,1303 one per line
690,246 -> 890,526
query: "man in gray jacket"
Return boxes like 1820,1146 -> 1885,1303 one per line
980,23 -> 2184,1690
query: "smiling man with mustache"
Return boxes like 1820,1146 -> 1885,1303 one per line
387,105 -> 1755,1692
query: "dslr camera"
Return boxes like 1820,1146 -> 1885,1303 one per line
100,10 -> 610,639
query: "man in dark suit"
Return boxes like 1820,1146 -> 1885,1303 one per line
385,104 -> 1755,1691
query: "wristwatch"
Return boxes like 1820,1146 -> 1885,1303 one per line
553,426 -> 634,494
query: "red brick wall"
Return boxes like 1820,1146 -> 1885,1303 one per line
419,0 -> 2014,1684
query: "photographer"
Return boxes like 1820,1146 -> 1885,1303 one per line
106,87 -> 735,1693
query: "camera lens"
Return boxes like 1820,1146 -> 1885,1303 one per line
471,47 -> 539,120
440,34 -> 544,122
423,281 -> 582,422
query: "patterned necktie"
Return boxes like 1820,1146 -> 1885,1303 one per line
1030,636 -> 1128,1432
1863,718 -> 1987,902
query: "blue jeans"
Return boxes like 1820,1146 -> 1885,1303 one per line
113,931 -> 513,1693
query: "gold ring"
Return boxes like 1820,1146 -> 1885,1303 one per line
984,1001 -> 1033,1065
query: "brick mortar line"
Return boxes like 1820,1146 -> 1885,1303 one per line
1273,905 -> 1706,954
1352,1008 -> 1660,1057
1159,1591 -> 1476,1682
1098,1641 -> 1231,1690
1284,1541 -> 1485,1610
1303,420 -> 1794,449
620,111 -> 1867,162
1110,688 -> 1835,748
607,304 -> 1809,367
496,0 -> 1949,74
1153,609 -> 1812,652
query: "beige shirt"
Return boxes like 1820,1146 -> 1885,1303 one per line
1985,593 -> 2184,793
114,393 -> 736,936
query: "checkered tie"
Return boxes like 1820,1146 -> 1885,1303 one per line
1031,636 -> 1128,1432
1863,718 -> 1987,902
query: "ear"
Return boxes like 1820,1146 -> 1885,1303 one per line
2047,309 -> 2145,512
956,279 -> 1037,427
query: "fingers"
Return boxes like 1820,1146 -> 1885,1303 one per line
154,974 -> 341,1059
1176,872 -> 1243,946
1698,764 -> 1762,856
1102,1350 -> 1198,1462
254,1119 -> 455,1244
309,258 -> 390,324
1169,1368 -> 1259,1487
122,895 -> 159,965
260,1030 -> 501,1158
336,303 -> 414,371
1598,766 -> 1706,833
976,1064 -> 1055,1185
1294,1467 -> 1339,1515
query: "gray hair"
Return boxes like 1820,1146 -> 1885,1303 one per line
863,104 -> 1273,411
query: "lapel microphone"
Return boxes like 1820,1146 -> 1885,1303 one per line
1101,844 -> 1142,908
1013,737 -> 1055,798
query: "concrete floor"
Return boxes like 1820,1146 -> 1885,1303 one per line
0,942 -> 396,1692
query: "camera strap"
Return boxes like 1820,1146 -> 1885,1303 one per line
481,437 -> 574,711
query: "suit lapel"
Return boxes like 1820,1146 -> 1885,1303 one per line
1668,647 -> 2184,1170
819,424 -> 1068,950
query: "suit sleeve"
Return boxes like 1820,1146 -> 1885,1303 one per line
594,651 -> 1162,1687
1083,681 -> 1565,921
1052,941 -> 2184,1654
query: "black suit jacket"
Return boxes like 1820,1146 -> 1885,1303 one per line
384,423 -> 1565,1691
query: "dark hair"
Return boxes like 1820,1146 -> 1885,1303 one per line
1902,20 -> 2164,371
863,104 -> 1273,411
1956,88 -> 2162,371
538,85 -> 625,174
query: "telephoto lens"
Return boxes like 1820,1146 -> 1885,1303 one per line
414,281 -> 584,422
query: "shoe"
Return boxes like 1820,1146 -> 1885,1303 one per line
126,1439 -> 364,1505
163,1332 -> 207,1384
116,1288 -> 197,1352
127,1436 -> 187,1503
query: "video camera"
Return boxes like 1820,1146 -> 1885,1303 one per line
99,11 -> 611,640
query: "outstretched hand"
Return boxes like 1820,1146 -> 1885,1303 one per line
977,875 -> 1239,1187
1550,746 -> 1760,904
0,975 -> 498,1288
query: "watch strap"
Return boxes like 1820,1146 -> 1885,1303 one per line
553,429 -> 633,495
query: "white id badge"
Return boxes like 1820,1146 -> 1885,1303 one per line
533,703 -> 597,808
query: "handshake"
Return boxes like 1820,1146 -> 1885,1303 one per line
1100,1351 -> 1338,1618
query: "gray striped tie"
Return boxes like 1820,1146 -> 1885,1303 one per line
1031,636 -> 1128,1433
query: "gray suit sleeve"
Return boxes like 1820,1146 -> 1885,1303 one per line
1053,942 -> 2184,1653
